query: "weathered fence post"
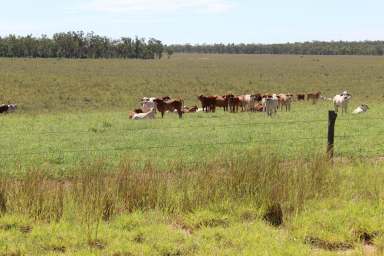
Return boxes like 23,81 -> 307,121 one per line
327,111 -> 337,160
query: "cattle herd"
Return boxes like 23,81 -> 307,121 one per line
0,91 -> 367,119
129,90 -> 365,120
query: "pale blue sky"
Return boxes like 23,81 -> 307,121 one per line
1,0 -> 383,44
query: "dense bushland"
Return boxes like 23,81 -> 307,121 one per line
170,41 -> 384,55
0,31 -> 166,59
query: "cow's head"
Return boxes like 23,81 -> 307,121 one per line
344,94 -> 352,101
153,98 -> 163,104
8,104 -> 17,112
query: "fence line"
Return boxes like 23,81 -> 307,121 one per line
1,132 -> 383,158
0,119 -> 330,137
0,136 -> 331,158
3,116 -> 384,137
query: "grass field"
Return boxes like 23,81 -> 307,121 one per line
0,54 -> 383,255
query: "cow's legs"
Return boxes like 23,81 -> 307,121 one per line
177,110 -> 183,119
161,111 -> 165,118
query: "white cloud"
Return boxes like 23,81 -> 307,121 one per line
83,0 -> 234,14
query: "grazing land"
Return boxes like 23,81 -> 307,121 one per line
0,54 -> 383,255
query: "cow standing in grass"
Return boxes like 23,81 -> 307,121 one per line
214,96 -> 229,112
333,91 -> 352,114
263,94 -> 278,117
307,92 -> 321,104
278,94 -> 292,112
153,98 -> 183,118
198,95 -> 217,112
227,94 -> 240,113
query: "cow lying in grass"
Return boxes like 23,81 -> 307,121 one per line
182,105 -> 198,113
0,104 -> 17,114
131,108 -> 156,120
353,104 -> 369,114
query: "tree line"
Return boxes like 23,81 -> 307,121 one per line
0,31 -> 171,59
1,32 -> 384,58
169,41 -> 384,56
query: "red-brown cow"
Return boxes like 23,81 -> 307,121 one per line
226,94 -> 240,113
198,95 -> 217,112
307,92 -> 321,104
297,94 -> 305,101
214,96 -> 229,112
153,98 -> 183,118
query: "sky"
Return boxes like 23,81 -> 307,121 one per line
1,0 -> 383,44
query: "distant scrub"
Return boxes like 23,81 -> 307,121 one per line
170,41 -> 384,56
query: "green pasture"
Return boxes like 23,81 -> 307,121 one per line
0,101 -> 383,174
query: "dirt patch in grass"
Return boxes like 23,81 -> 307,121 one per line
194,218 -> 229,229
263,204 -> 283,227
171,218 -> 193,235
240,210 -> 256,223
133,232 -> 145,243
353,230 -> 381,245
19,225 -> 32,234
112,252 -> 135,256
305,236 -> 353,251
0,223 -> 18,231
88,239 -> 106,250
0,252 -> 22,256
43,245 -> 66,253
0,223 -> 32,234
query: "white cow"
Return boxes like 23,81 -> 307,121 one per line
278,94 -> 292,112
132,108 -> 156,120
141,97 -> 157,113
352,104 -> 369,114
238,94 -> 252,112
263,94 -> 279,117
333,92 -> 352,114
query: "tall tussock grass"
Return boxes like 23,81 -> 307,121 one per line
0,152 -> 337,223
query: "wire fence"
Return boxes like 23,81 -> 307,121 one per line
0,116 -> 383,160
2,116 -> 384,137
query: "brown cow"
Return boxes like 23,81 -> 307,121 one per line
153,98 -> 183,118
277,94 -> 292,112
297,94 -> 305,101
254,103 -> 264,112
183,105 -> 198,113
250,94 -> 262,112
134,108 -> 143,114
307,92 -> 321,104
198,95 -> 217,112
226,94 -> 240,113
214,96 -> 229,111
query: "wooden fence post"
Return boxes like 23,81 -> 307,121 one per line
327,111 -> 337,159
